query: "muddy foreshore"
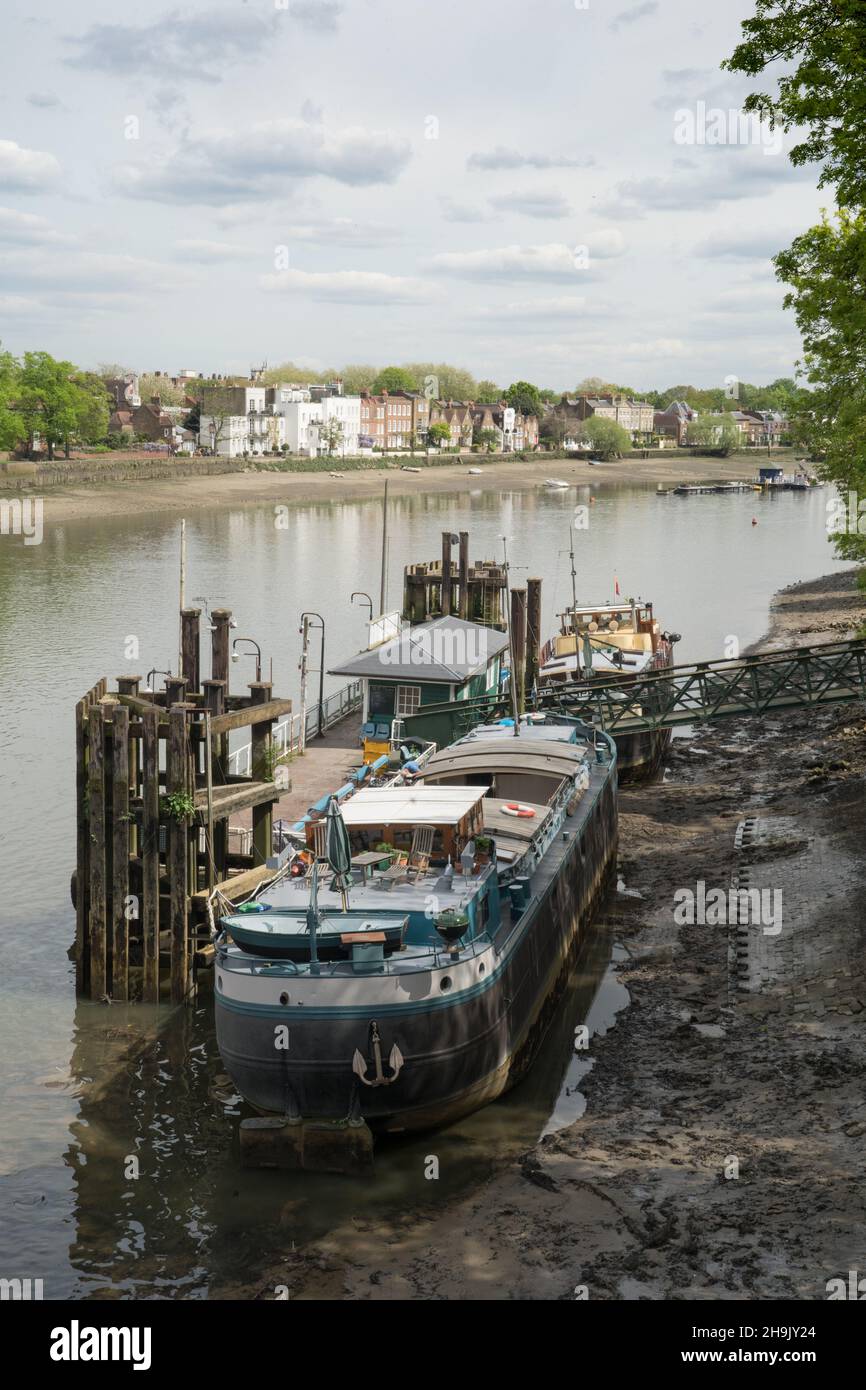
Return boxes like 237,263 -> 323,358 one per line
38,451 -> 770,525
219,570 -> 866,1301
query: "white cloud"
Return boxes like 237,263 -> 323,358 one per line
428,243 -> 584,281
64,8 -> 276,83
488,191 -> 571,220
476,295 -> 590,320
0,206 -> 69,246
115,119 -> 412,205
289,1 -> 344,31
283,218 -> 401,248
467,147 -> 594,171
0,139 -> 61,193
260,268 -> 435,304
429,236 -> 624,281
623,338 -> 688,358
174,238 -> 251,262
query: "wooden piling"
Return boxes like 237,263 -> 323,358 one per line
250,681 -> 274,866
87,706 -> 108,1001
441,531 -> 453,617
167,705 -> 192,1003
165,676 -> 187,707
109,705 -> 129,1000
211,609 -> 232,689
203,679 -> 228,882
526,577 -> 542,699
74,699 -> 90,995
181,608 -> 201,696
141,708 -> 160,1003
510,588 -> 528,715
117,678 -> 141,857
458,531 -> 469,620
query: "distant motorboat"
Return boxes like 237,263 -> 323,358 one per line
543,478 -> 570,489
468,467 -> 483,475
401,465 -> 422,473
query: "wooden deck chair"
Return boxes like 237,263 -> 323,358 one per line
312,821 -> 328,862
378,851 -> 409,889
405,824 -> 435,881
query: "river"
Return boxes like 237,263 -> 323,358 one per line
0,477 -> 844,1297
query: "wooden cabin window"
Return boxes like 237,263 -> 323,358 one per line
396,684 -> 421,717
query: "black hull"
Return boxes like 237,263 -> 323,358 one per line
614,726 -> 671,782
215,772 -> 618,1133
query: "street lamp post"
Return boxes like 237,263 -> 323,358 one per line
231,637 -> 262,683
351,591 -> 373,623
300,611 -> 326,740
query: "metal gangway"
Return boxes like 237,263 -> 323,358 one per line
403,639 -> 866,743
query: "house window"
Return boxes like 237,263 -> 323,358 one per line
396,684 -> 421,717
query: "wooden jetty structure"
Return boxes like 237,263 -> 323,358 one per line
72,606 -> 291,1005
402,530 -> 509,628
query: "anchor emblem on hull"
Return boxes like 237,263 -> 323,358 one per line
352,1020 -> 405,1087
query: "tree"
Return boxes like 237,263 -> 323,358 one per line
539,412 -> 569,449
319,416 -> 345,456
72,371 -> 110,448
474,379 -> 502,404
723,1 -> 866,208
505,380 -> 543,417
474,427 -> 499,452
428,421 -> 452,447
401,362 -> 477,401
574,377 -> 636,397
340,364 -> 378,395
372,366 -> 418,394
580,416 -> 631,459
724,3 -> 866,554
685,415 -> 741,455
17,352 -> 84,459
0,345 -> 21,451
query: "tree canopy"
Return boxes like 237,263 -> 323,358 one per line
580,416 -> 631,459
372,365 -> 418,394
725,0 -> 866,556
723,0 -> 866,208
505,380 -> 543,417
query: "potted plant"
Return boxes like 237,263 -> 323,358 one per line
374,840 -> 396,871
473,835 -> 493,869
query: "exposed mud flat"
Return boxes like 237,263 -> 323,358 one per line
225,569 -> 866,1301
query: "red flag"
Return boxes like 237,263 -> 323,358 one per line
614,575 -> 620,596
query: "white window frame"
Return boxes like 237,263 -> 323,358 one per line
395,684 -> 421,717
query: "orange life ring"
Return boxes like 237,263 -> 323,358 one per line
503,802 -> 535,818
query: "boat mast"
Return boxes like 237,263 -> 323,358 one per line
568,521 -> 578,616
379,480 -> 389,615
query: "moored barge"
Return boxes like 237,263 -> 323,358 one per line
214,712 -> 617,1135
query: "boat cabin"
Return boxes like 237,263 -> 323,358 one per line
307,784 -> 485,865
540,601 -> 662,681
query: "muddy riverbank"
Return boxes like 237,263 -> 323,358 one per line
33,451 -> 771,525
228,568 -> 866,1301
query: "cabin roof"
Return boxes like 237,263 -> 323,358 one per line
327,616 -> 509,684
338,784 -> 485,827
424,736 -> 586,781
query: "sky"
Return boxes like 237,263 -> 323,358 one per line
0,0 -> 828,391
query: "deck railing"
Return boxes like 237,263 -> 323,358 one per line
227,680 -> 363,776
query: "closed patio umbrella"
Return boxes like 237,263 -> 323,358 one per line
326,795 -> 353,912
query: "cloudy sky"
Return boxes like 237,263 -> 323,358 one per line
0,0 -> 825,389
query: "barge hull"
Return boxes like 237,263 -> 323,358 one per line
215,767 -> 617,1132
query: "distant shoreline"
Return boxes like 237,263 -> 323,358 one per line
34,451 -> 779,525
